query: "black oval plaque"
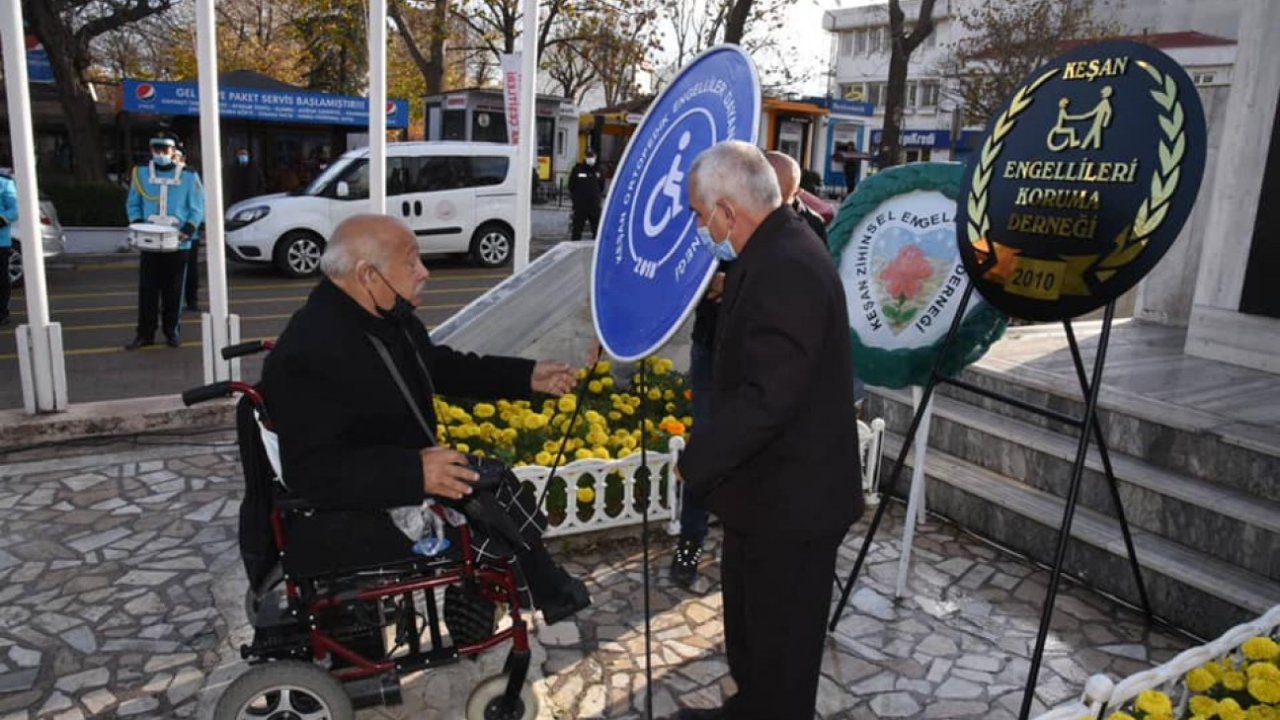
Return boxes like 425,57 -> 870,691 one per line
956,40 -> 1207,321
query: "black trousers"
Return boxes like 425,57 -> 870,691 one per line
184,235 -> 200,306
571,204 -> 601,240
721,526 -> 842,720
0,248 -> 10,319
136,249 -> 189,340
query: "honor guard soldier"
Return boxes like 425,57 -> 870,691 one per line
124,131 -> 204,349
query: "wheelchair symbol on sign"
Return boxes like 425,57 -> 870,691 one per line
643,130 -> 692,238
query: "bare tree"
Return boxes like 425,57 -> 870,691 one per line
389,0 -> 450,94
877,0 -> 937,169
25,0 -> 180,181
542,42 -> 597,104
939,0 -> 1123,125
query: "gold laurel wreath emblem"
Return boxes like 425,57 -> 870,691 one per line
965,69 -> 1058,252
965,60 -> 1189,293
1096,61 -> 1186,280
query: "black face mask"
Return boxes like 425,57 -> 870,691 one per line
379,294 -> 417,325
366,267 -> 417,326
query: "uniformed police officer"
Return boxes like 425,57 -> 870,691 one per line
567,149 -> 606,240
124,131 -> 204,349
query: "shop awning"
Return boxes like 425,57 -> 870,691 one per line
120,76 -> 410,129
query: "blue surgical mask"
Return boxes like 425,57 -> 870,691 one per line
237,154 -> 249,166
696,207 -> 738,262
152,153 -> 173,168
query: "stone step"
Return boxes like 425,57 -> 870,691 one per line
879,433 -> 1280,638
867,387 -> 1280,582
946,359 -> 1280,504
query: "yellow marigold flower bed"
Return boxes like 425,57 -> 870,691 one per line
431,357 -> 694,521
1110,632 -> 1280,720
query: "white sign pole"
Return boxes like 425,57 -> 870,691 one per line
1,1 -> 66,412
512,0 -> 539,273
195,0 -> 238,382
895,384 -> 935,599
369,0 -> 388,214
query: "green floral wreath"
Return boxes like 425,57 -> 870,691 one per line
828,162 -> 1009,389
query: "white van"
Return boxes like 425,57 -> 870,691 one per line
224,142 -> 518,277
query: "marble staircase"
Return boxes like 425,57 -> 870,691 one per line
865,323 -> 1280,639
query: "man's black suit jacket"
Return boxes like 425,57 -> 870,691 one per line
677,206 -> 863,538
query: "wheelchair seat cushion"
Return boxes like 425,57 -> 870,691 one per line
236,396 -> 282,590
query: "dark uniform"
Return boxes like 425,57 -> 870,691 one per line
567,156 -> 606,240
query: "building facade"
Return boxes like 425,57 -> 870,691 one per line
821,0 -> 1252,333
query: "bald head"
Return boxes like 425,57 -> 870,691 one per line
321,214 -> 414,278
765,151 -> 801,204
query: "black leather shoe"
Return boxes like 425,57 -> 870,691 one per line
124,336 -> 154,350
541,577 -> 590,625
164,335 -> 181,348
670,538 -> 703,589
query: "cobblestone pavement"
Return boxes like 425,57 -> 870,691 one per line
0,436 -> 1194,719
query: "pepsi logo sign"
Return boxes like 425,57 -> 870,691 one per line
385,101 -> 396,115
135,83 -> 157,102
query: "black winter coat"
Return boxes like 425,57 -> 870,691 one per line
676,207 -> 862,538
259,278 -> 534,574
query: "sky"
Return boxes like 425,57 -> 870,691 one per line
784,0 -> 881,94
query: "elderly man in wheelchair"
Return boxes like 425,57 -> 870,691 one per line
188,215 -> 590,719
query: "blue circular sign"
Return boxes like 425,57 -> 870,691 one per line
591,45 -> 761,361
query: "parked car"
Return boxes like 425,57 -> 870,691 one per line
10,198 -> 68,286
224,142 -> 518,277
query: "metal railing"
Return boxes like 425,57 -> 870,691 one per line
520,418 -> 887,538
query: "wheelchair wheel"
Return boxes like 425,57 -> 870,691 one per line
444,583 -> 497,648
464,673 -> 539,720
214,661 -> 353,720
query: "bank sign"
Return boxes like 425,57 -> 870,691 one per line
123,79 -> 410,129
591,45 -> 761,361
870,129 -> 951,149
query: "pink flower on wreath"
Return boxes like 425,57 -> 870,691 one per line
881,245 -> 934,300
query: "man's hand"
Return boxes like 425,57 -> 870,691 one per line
531,360 -> 577,396
421,447 -> 478,500
705,272 -> 726,302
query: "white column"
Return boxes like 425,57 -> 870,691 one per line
369,0 -> 388,214
1184,0 -> 1280,372
195,0 -> 238,383
895,385 -> 934,599
512,0 -> 539,273
1,0 -> 67,412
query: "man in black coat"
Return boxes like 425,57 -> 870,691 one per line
567,150 -> 606,240
766,151 -> 828,243
259,214 -> 589,623
671,141 -> 863,720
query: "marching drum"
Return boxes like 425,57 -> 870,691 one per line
128,222 -> 181,252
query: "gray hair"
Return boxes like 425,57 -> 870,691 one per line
319,214 -> 402,278
688,140 -> 782,214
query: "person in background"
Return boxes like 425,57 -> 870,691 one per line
568,149 -> 606,240
0,170 -> 18,325
174,146 -> 204,313
668,141 -> 862,720
225,146 -> 266,206
841,141 -> 864,194
124,131 -> 204,349
766,151 -> 828,243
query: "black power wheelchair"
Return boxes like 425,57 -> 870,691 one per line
183,340 -> 540,720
